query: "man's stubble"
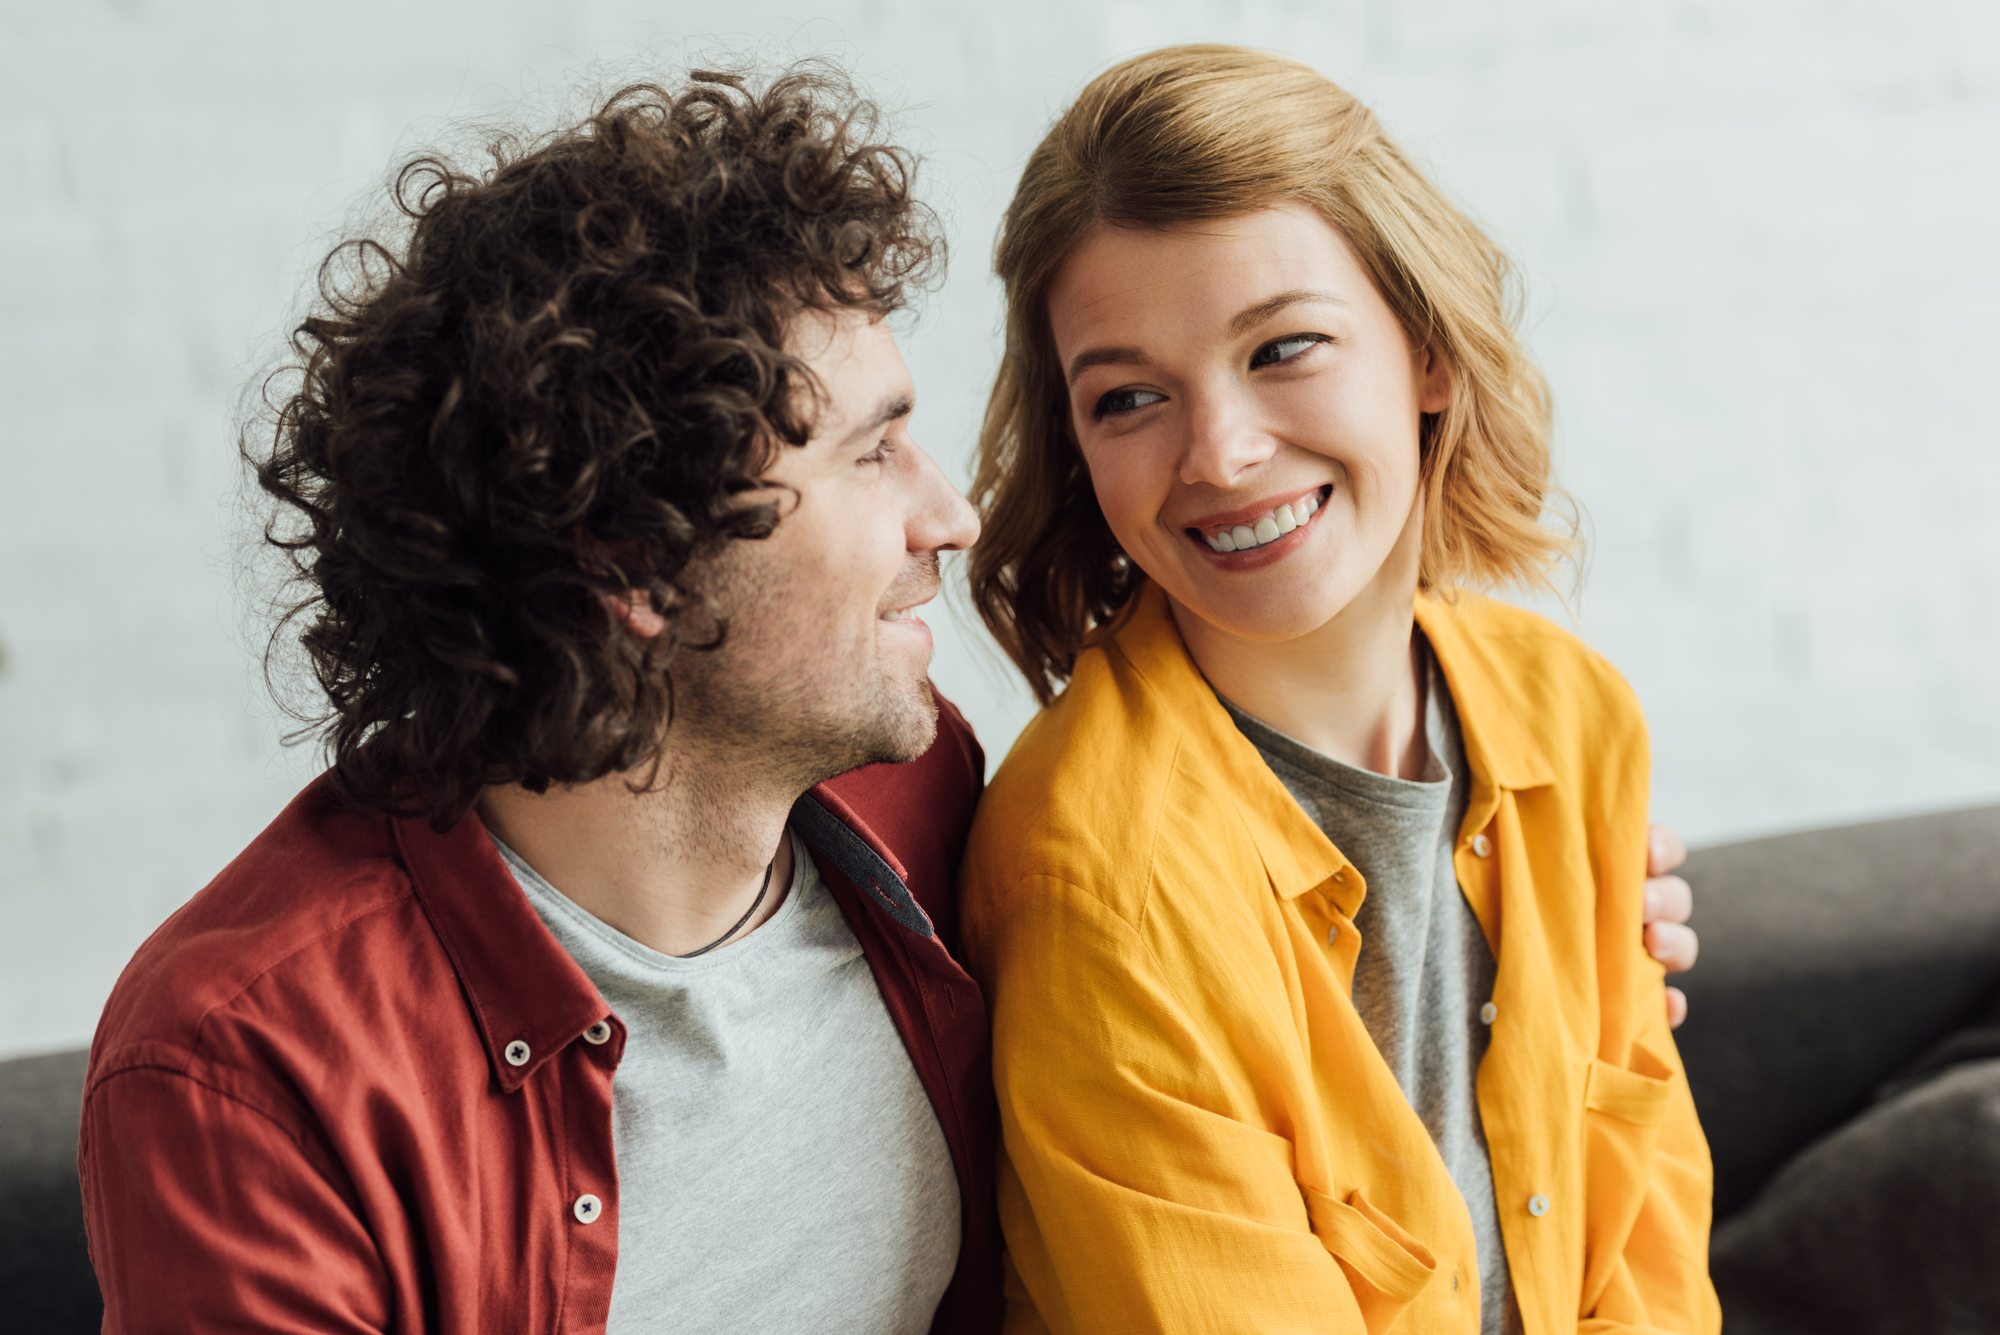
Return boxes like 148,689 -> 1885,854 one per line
667,548 -> 942,802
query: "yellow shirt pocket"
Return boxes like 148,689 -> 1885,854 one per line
1579,1042 -> 1676,1314
1303,1184 -> 1439,1335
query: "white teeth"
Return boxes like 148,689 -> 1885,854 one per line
1202,490 -> 1325,554
882,608 -> 915,621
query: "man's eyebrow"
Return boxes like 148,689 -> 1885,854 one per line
835,394 -> 914,449
1229,289 -> 1347,336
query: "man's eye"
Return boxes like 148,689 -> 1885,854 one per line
1249,334 -> 1326,369
1092,388 -> 1167,418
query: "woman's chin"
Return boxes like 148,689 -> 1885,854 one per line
1168,584 -> 1353,646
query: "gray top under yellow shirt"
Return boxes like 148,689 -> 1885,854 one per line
1222,636 -> 1523,1335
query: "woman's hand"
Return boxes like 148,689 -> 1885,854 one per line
1644,823 -> 1699,1027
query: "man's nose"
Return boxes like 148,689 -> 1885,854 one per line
906,441 -> 981,553
1179,388 -> 1276,490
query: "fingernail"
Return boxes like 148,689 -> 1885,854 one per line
1643,886 -> 1662,918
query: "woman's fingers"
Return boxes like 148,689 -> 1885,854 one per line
1642,873 -> 1694,926
1665,985 -> 1688,1029
1646,919 -> 1699,974
1647,822 -> 1688,878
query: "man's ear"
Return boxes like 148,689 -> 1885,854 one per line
603,590 -> 668,639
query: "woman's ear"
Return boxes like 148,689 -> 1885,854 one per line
602,590 -> 668,639
1415,344 -> 1452,415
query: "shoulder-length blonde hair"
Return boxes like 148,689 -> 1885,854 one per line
969,44 -> 1572,704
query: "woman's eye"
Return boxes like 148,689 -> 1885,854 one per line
1093,387 -> 1167,418
1249,334 -> 1325,369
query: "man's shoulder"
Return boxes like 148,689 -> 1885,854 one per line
88,778 -> 440,1089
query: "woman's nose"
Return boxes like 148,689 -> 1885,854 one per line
1178,390 -> 1277,489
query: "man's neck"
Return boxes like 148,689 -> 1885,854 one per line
476,745 -> 801,958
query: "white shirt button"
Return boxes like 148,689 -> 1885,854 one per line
1528,1193 -> 1551,1217
582,1021 -> 612,1045
504,1040 -> 531,1066
1480,1001 -> 1498,1025
1328,923 -> 1339,945
573,1193 -> 602,1224
1471,833 -> 1492,857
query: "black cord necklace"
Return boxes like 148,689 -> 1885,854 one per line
676,857 -> 776,959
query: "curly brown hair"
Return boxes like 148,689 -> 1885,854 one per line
250,65 -> 941,828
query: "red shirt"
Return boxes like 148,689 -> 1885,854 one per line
80,697 -> 999,1334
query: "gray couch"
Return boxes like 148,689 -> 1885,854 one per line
1676,803 -> 2000,1333
6,804 -> 1999,1333
1,1048 -> 96,1333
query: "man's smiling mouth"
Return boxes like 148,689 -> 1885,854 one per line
1188,484 -> 1332,553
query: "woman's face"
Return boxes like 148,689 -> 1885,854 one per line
1048,203 -> 1449,645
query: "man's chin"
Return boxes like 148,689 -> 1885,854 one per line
798,678 -> 939,789
885,688 -> 941,765
856,680 -> 940,769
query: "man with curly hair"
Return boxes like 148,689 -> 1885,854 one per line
78,67 -> 997,1334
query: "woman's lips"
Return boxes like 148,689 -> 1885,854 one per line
1186,484 -> 1331,553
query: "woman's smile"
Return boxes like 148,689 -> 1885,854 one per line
1176,479 -> 1336,563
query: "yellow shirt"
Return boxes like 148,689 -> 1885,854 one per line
961,583 -> 1719,1335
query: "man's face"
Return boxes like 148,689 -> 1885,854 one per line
670,308 -> 980,788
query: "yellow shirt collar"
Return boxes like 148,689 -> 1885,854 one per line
1105,581 -> 1556,905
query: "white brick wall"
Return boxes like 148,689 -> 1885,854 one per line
3,0 -> 1996,1057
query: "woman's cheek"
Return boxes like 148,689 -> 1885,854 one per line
1084,442 -> 1140,536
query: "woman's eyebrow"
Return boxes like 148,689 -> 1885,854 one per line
1066,290 -> 1350,385
1066,345 -> 1148,387
1229,289 -> 1347,336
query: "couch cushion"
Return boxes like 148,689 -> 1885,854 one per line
1707,1055 -> 2000,1334
1674,804 -> 2000,1218
0,1049 -> 101,1334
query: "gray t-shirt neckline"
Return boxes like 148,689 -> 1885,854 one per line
490,827 -> 962,1335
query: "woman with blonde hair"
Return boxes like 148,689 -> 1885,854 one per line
960,45 -> 1719,1335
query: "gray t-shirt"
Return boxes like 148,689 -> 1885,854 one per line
492,828 -> 962,1335
1222,642 -> 1523,1335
